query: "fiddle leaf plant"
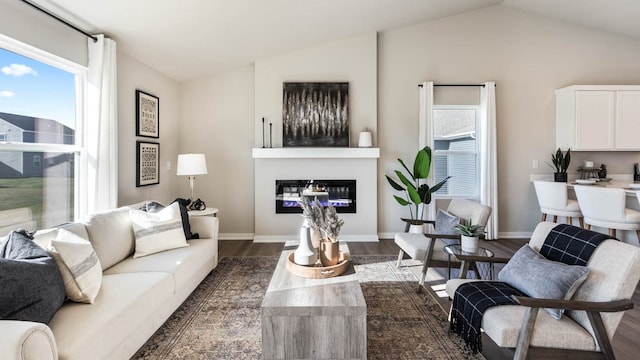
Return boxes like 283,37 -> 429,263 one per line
386,146 -> 451,223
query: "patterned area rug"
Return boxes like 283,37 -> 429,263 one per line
133,255 -> 483,360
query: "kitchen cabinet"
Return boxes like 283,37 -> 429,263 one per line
556,85 -> 640,151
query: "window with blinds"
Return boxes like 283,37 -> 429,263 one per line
433,107 -> 479,198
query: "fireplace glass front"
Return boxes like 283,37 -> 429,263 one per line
275,179 -> 356,213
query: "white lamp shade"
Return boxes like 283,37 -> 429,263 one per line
176,153 -> 208,176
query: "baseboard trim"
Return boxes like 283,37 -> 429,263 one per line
219,233 -> 254,241
497,231 -> 532,239
252,234 -> 379,243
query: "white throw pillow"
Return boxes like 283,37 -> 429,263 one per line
50,228 -> 103,304
130,202 -> 189,258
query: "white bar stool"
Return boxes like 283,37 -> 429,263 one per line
574,185 -> 640,240
533,181 -> 583,227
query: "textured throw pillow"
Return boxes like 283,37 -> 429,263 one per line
435,209 -> 460,235
0,230 -> 65,324
498,244 -> 590,319
50,229 -> 103,304
130,202 -> 189,258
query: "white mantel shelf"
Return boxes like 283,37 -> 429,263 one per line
252,147 -> 380,159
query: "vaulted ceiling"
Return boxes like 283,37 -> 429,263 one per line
28,0 -> 640,82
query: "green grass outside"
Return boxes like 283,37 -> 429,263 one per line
0,177 -> 73,230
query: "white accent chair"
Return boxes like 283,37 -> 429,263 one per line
446,222 -> 640,359
533,181 -> 583,227
574,185 -> 640,240
394,199 -> 492,289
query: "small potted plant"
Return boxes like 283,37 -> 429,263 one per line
454,218 -> 485,253
548,147 -> 571,182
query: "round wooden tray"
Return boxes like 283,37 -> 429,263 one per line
285,251 -> 350,279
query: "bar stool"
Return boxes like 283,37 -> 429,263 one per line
574,186 -> 640,240
533,180 -> 583,227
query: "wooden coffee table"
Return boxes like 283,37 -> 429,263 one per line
261,242 -> 367,359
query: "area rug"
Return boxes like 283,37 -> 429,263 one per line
133,255 -> 483,360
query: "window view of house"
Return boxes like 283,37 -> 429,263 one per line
433,107 -> 479,198
0,47 -> 79,235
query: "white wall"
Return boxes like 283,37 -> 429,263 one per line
378,5 -> 640,237
117,51 -> 181,206
255,32 -> 378,148
0,0 -> 86,65
180,66 -> 255,237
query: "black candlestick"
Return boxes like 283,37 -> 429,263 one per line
262,118 -> 265,148
269,123 -> 273,148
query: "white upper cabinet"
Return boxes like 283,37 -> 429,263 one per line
556,85 -> 640,151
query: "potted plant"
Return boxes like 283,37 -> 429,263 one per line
298,198 -> 344,266
385,146 -> 450,232
454,218 -> 485,253
548,147 -> 571,182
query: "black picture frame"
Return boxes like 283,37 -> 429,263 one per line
282,82 -> 349,147
136,90 -> 159,138
136,141 -> 160,187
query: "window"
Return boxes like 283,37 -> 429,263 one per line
432,106 -> 480,198
0,35 -> 85,235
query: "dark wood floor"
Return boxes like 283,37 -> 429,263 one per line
220,238 -> 640,360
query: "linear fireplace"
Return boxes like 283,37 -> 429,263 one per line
275,179 -> 356,213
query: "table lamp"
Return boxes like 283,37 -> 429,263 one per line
176,153 -> 208,201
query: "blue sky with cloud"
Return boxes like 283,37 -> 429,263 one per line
0,48 -> 76,129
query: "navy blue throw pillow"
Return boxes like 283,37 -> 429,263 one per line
0,229 -> 66,324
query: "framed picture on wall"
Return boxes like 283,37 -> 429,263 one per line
136,90 -> 159,138
136,141 -> 160,187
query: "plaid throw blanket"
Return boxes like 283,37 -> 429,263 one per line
540,223 -> 611,266
449,281 -> 524,353
450,224 -> 612,353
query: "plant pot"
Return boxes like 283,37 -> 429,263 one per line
554,173 -> 568,182
294,222 -> 318,266
408,223 -> 425,234
320,240 -> 340,266
461,235 -> 479,253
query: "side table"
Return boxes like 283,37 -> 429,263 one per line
187,207 -> 218,217
443,244 -> 494,280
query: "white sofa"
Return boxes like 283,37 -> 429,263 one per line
0,202 -> 219,360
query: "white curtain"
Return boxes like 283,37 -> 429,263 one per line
480,81 -> 499,239
418,81 -> 436,221
86,35 -> 118,214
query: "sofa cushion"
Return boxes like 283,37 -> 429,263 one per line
105,238 -> 217,289
498,244 -> 590,319
130,202 -> 189,258
0,230 -> 65,324
48,272 -> 174,360
50,229 -> 102,304
82,207 -> 135,270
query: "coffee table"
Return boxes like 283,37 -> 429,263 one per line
261,242 -> 367,359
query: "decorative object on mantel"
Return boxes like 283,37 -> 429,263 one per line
298,197 -> 345,266
386,146 -> 450,232
261,117 -> 266,148
282,82 -> 349,147
358,128 -> 372,147
269,122 -> 273,148
547,147 -> 571,182
454,218 -> 485,253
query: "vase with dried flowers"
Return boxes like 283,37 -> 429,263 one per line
298,197 -> 345,266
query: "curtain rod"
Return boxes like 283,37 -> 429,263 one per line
21,0 -> 98,43
418,83 -> 487,87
